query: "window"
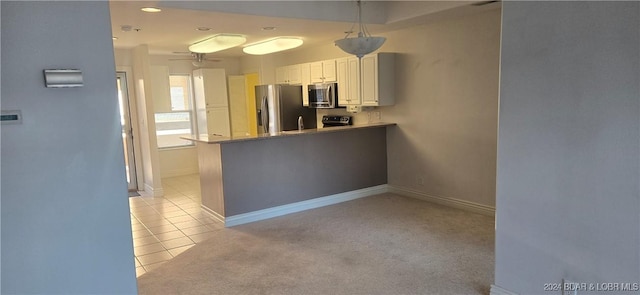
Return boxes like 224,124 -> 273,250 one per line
155,75 -> 196,148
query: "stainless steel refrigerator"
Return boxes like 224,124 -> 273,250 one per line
255,84 -> 317,134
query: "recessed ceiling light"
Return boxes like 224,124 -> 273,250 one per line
196,27 -> 212,31
262,26 -> 276,31
141,7 -> 161,13
112,36 -> 118,40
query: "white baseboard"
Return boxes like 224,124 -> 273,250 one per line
490,284 -> 518,295
144,183 -> 164,197
223,184 -> 389,227
201,205 -> 226,223
388,185 -> 495,216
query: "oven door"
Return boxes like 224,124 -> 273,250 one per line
308,83 -> 336,108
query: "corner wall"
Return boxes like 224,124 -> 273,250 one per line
1,2 -> 137,293
495,2 -> 639,292
382,9 -> 501,209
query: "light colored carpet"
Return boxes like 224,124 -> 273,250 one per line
137,193 -> 494,295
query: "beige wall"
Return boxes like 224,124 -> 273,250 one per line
114,49 -> 243,179
241,8 -> 501,208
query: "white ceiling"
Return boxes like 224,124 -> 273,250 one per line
109,0 -> 498,58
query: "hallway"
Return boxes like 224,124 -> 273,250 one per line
129,175 -> 223,277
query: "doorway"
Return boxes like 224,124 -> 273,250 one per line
116,72 -> 138,192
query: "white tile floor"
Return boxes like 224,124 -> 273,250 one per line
129,174 -> 224,277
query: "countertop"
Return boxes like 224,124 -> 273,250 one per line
181,122 -> 396,144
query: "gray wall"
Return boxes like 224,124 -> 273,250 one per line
383,9 -> 501,208
220,128 -> 388,215
1,2 -> 137,293
495,2 -> 639,293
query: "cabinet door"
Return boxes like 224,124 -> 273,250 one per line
275,67 -> 287,84
206,107 -> 231,137
227,75 -> 249,137
201,69 -> 228,108
322,60 -> 337,82
286,65 -> 302,85
361,55 -> 378,106
336,58 -> 349,106
309,62 -> 323,83
300,63 -> 311,106
193,70 -> 206,111
276,65 -> 302,84
347,57 -> 361,105
310,60 -> 337,83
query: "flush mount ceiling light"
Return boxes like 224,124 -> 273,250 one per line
334,0 -> 385,58
188,34 -> 247,54
140,7 -> 161,13
242,37 -> 303,55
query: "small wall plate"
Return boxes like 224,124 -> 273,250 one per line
1,110 -> 23,125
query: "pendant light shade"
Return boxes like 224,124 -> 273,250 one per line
335,35 -> 386,59
335,0 -> 385,58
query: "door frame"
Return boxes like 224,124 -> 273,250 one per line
116,66 -> 144,192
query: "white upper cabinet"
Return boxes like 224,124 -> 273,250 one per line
276,64 -> 302,85
193,68 -> 231,136
336,57 -> 361,106
336,58 -> 348,106
310,60 -> 337,83
361,53 -> 395,106
299,63 -> 311,106
193,68 -> 229,109
347,57 -> 361,105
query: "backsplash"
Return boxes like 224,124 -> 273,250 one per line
315,108 -> 380,127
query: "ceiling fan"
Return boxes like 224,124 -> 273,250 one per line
169,52 -> 222,67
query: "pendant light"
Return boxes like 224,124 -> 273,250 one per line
335,0 -> 385,113
334,0 -> 385,58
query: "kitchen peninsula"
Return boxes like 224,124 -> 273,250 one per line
183,123 -> 395,226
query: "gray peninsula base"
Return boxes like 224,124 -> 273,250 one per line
195,126 -> 389,225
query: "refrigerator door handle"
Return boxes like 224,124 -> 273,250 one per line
261,96 -> 269,133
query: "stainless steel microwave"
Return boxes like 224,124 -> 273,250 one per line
308,83 -> 337,108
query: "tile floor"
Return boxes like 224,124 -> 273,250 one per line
129,174 -> 224,277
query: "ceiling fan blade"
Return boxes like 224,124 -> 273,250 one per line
168,52 -> 223,64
